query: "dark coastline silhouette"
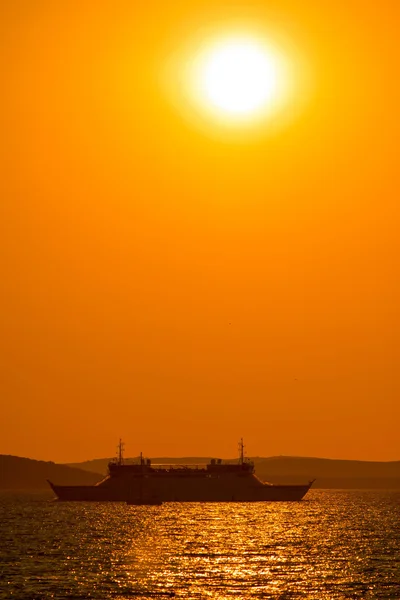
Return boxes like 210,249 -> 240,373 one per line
0,455 -> 102,490
1,453 -> 399,491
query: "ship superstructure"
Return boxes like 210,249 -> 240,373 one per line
48,439 -> 314,503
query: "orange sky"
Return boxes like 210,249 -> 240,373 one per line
1,0 -> 399,463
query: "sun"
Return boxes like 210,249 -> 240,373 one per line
163,27 -> 308,135
199,38 -> 279,117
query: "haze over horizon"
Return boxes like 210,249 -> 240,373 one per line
1,0 -> 399,464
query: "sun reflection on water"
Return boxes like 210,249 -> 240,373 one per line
113,495 -> 399,598
1,491 -> 399,599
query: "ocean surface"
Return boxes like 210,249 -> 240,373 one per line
1,490 -> 399,599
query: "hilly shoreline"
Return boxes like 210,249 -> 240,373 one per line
1,454 -> 399,491
0,455 -> 103,491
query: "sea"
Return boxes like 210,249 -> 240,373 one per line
1,490 -> 399,599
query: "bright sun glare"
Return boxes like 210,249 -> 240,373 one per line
200,39 -> 278,116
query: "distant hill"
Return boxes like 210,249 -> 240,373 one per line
67,455 -> 400,489
0,455 -> 103,490
254,456 -> 400,489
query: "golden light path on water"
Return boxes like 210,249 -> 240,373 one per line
110,494 -> 397,598
2,491 -> 400,598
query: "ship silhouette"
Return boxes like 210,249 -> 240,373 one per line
48,439 -> 314,503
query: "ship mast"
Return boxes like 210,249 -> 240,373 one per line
239,438 -> 245,465
117,438 -> 125,466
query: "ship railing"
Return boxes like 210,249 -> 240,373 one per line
150,463 -> 208,469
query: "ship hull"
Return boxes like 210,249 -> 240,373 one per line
48,477 -> 313,503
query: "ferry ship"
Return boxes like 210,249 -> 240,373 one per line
48,440 -> 314,503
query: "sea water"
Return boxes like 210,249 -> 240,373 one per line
1,490 -> 399,599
